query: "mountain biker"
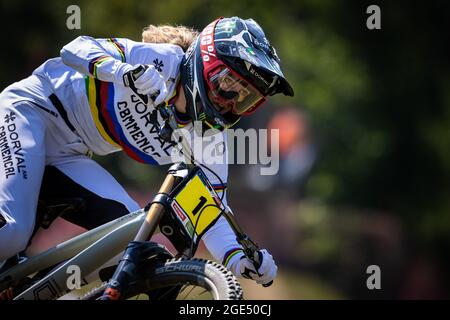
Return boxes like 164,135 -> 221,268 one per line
0,17 -> 293,287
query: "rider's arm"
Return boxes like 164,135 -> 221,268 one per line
198,131 -> 244,269
199,132 -> 278,285
60,36 -> 183,82
60,36 -> 131,82
60,37 -> 181,103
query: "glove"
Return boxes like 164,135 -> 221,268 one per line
117,64 -> 168,105
226,249 -> 278,286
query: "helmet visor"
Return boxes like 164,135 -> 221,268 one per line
206,67 -> 266,115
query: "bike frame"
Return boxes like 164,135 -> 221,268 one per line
0,208 -> 145,300
0,165 -> 258,300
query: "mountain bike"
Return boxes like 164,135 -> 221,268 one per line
0,102 -> 267,300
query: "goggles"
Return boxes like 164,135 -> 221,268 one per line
200,18 -> 267,117
205,65 -> 266,115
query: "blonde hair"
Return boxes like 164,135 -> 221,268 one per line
142,24 -> 199,51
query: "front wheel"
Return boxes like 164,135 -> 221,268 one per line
81,258 -> 243,300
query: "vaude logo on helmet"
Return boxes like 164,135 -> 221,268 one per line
185,38 -> 197,59
185,60 -> 194,85
182,50 -> 195,86
182,39 -> 197,86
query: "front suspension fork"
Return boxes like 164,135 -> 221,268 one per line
100,173 -> 176,300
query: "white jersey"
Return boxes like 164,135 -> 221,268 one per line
4,36 -> 228,187
0,37 -> 239,270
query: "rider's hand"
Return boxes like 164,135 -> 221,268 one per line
227,249 -> 278,286
116,64 -> 168,105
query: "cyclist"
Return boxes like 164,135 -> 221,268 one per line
0,17 -> 293,287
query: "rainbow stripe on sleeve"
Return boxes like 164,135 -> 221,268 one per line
88,55 -> 112,78
222,248 -> 244,268
107,38 -> 126,62
88,38 -> 126,78
84,76 -> 158,165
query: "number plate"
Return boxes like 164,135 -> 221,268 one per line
170,169 -> 224,242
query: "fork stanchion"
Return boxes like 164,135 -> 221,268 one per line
134,174 -> 176,242
100,173 -> 176,300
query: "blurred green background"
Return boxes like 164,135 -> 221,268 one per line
1,0 -> 449,299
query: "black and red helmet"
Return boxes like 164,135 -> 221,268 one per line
180,17 -> 294,131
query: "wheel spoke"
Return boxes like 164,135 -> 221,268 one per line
155,283 -> 184,300
176,284 -> 190,298
196,288 -> 209,297
181,285 -> 196,300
